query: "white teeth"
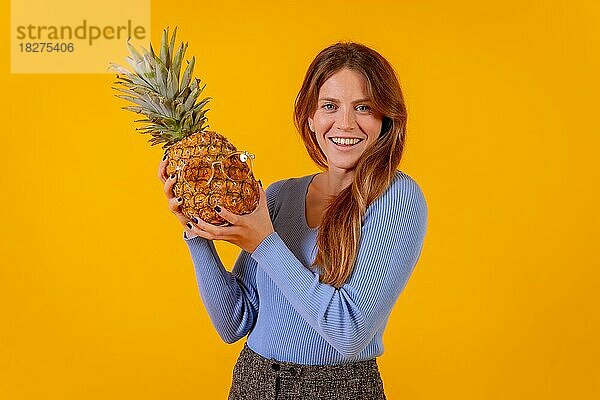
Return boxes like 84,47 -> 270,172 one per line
331,137 -> 362,146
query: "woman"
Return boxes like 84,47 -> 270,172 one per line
158,42 -> 428,399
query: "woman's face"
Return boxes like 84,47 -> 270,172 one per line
308,68 -> 383,172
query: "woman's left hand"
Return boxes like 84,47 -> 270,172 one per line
186,182 -> 275,254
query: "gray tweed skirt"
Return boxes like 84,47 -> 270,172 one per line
228,342 -> 387,400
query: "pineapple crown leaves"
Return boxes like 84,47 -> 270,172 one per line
108,26 -> 212,149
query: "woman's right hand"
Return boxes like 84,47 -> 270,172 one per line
157,154 -> 198,239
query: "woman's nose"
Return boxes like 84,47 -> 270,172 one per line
338,108 -> 356,131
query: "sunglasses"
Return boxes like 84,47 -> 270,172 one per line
175,150 -> 256,191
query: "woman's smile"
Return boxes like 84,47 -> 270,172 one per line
327,136 -> 365,151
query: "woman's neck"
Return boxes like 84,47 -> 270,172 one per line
317,169 -> 354,197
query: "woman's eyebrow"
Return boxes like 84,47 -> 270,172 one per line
318,97 -> 372,103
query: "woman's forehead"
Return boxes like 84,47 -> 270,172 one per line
319,71 -> 369,97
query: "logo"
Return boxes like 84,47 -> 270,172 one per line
11,0 -> 151,73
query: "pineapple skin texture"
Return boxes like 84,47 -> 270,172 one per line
165,130 -> 259,226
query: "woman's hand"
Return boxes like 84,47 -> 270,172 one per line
157,153 -> 197,238
187,183 -> 275,254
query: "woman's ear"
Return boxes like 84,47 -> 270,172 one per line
308,117 -> 314,132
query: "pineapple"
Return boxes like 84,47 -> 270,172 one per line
108,27 -> 259,226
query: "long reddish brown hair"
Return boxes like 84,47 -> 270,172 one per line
293,42 -> 408,288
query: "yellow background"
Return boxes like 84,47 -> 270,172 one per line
1,0 -> 599,398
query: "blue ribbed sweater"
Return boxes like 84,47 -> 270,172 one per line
183,171 -> 428,365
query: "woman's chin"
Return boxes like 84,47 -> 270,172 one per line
325,158 -> 360,172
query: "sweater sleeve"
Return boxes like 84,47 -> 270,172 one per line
250,175 -> 428,358
182,179 -> 287,343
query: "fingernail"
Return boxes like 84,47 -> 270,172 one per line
214,205 -> 221,213
177,197 -> 182,202
186,222 -> 193,229
170,174 -> 176,179
192,217 -> 198,223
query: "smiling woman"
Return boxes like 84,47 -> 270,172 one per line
294,43 -> 410,289
160,41 -> 428,400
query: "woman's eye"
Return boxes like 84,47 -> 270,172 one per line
323,103 -> 336,111
357,105 -> 371,112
